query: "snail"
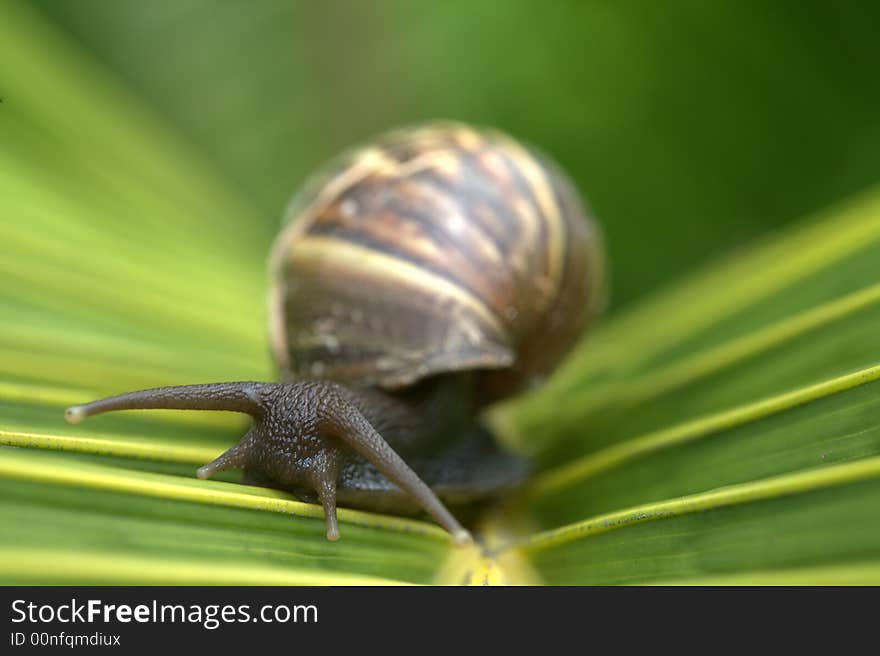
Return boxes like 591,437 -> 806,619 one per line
64,123 -> 606,545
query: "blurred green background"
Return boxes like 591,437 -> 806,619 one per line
30,0 -> 880,309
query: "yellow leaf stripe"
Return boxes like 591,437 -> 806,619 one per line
644,561 -> 880,586
0,380 -> 91,408
523,279 -> 880,424
528,362 -> 880,497
515,454 -> 880,554
0,429 -> 218,464
0,450 -> 450,542
0,548 -> 410,586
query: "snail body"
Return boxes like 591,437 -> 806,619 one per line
65,123 -> 605,544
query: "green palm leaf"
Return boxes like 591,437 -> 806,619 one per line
2,1 -> 879,585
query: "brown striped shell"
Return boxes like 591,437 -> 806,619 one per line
268,123 -> 605,405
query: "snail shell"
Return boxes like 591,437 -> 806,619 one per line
269,122 -> 605,404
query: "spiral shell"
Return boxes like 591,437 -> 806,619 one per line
269,122 -> 605,403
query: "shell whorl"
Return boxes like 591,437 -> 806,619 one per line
269,122 -> 604,401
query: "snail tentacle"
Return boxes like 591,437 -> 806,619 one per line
64,382 -> 266,423
318,390 -> 472,546
196,434 -> 255,480
309,450 -> 341,542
